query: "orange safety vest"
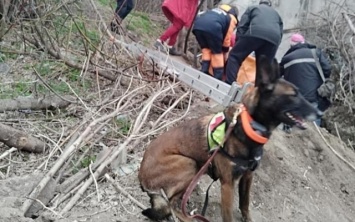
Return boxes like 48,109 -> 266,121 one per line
208,55 -> 256,85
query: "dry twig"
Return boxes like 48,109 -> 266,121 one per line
22,85 -> 145,216
314,122 -> 355,171
60,85 -> 174,214
105,174 -> 146,210
0,147 -> 17,160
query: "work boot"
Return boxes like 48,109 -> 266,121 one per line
168,47 -> 182,56
110,21 -> 119,33
154,40 -> 166,52
213,67 -> 224,80
110,17 -> 122,34
200,60 -> 210,74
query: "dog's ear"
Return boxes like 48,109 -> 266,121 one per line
241,88 -> 259,114
271,58 -> 280,78
256,56 -> 280,90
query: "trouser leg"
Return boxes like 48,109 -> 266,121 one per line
119,0 -> 134,20
201,48 -> 212,74
225,36 -> 262,85
254,41 -> 278,85
211,53 -> 224,80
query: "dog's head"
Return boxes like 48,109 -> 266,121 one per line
241,55 -> 322,130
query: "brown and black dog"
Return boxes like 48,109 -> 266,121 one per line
138,56 -> 322,222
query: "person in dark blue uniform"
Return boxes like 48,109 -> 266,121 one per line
280,33 -> 331,131
192,4 -> 239,80
225,0 -> 283,85
111,0 -> 135,32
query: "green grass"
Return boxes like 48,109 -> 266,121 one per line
0,59 -> 93,99
68,68 -> 80,81
0,82 -> 32,99
81,155 -> 96,168
13,82 -> 32,96
98,0 -> 116,8
51,14 -> 100,52
115,117 -> 131,135
126,11 -> 163,45
0,53 -> 6,62
50,82 -> 70,93
35,64 -> 51,77
35,82 -> 68,94
0,4 -> 104,101
0,52 -> 19,61
74,21 -> 100,51
70,153 -> 97,174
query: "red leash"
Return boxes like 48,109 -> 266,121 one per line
181,105 -> 243,221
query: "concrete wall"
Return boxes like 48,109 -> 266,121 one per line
221,0 -> 355,60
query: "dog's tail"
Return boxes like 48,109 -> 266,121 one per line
142,193 -> 171,220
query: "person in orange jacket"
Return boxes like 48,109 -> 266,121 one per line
192,4 -> 239,80
207,33 -> 256,86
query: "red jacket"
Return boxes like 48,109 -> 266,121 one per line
162,0 -> 198,28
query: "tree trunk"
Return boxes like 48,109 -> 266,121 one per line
0,123 -> 46,153
0,95 -> 73,112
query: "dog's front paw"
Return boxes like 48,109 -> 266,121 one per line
241,215 -> 253,222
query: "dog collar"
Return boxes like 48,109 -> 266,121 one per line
240,107 -> 268,144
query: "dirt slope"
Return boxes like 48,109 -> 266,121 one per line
249,126 -> 355,222
143,102 -> 355,222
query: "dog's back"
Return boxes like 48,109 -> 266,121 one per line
138,115 -> 212,220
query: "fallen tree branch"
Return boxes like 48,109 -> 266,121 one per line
22,85 -> 145,217
0,147 -> 17,160
57,142 -> 113,195
60,85 -> 174,214
152,90 -> 190,129
314,122 -> 355,172
105,173 -> 146,209
342,12 -> 355,34
23,35 -> 118,82
33,68 -> 79,104
60,133 -> 135,214
25,197 -> 61,218
0,123 -> 45,153
0,95 -> 74,112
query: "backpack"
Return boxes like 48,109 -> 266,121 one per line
311,49 -> 335,111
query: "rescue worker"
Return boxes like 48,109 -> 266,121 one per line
111,0 -> 135,32
225,0 -> 283,85
280,33 -> 331,130
154,0 -> 199,56
206,33 -> 256,85
192,4 -> 239,80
